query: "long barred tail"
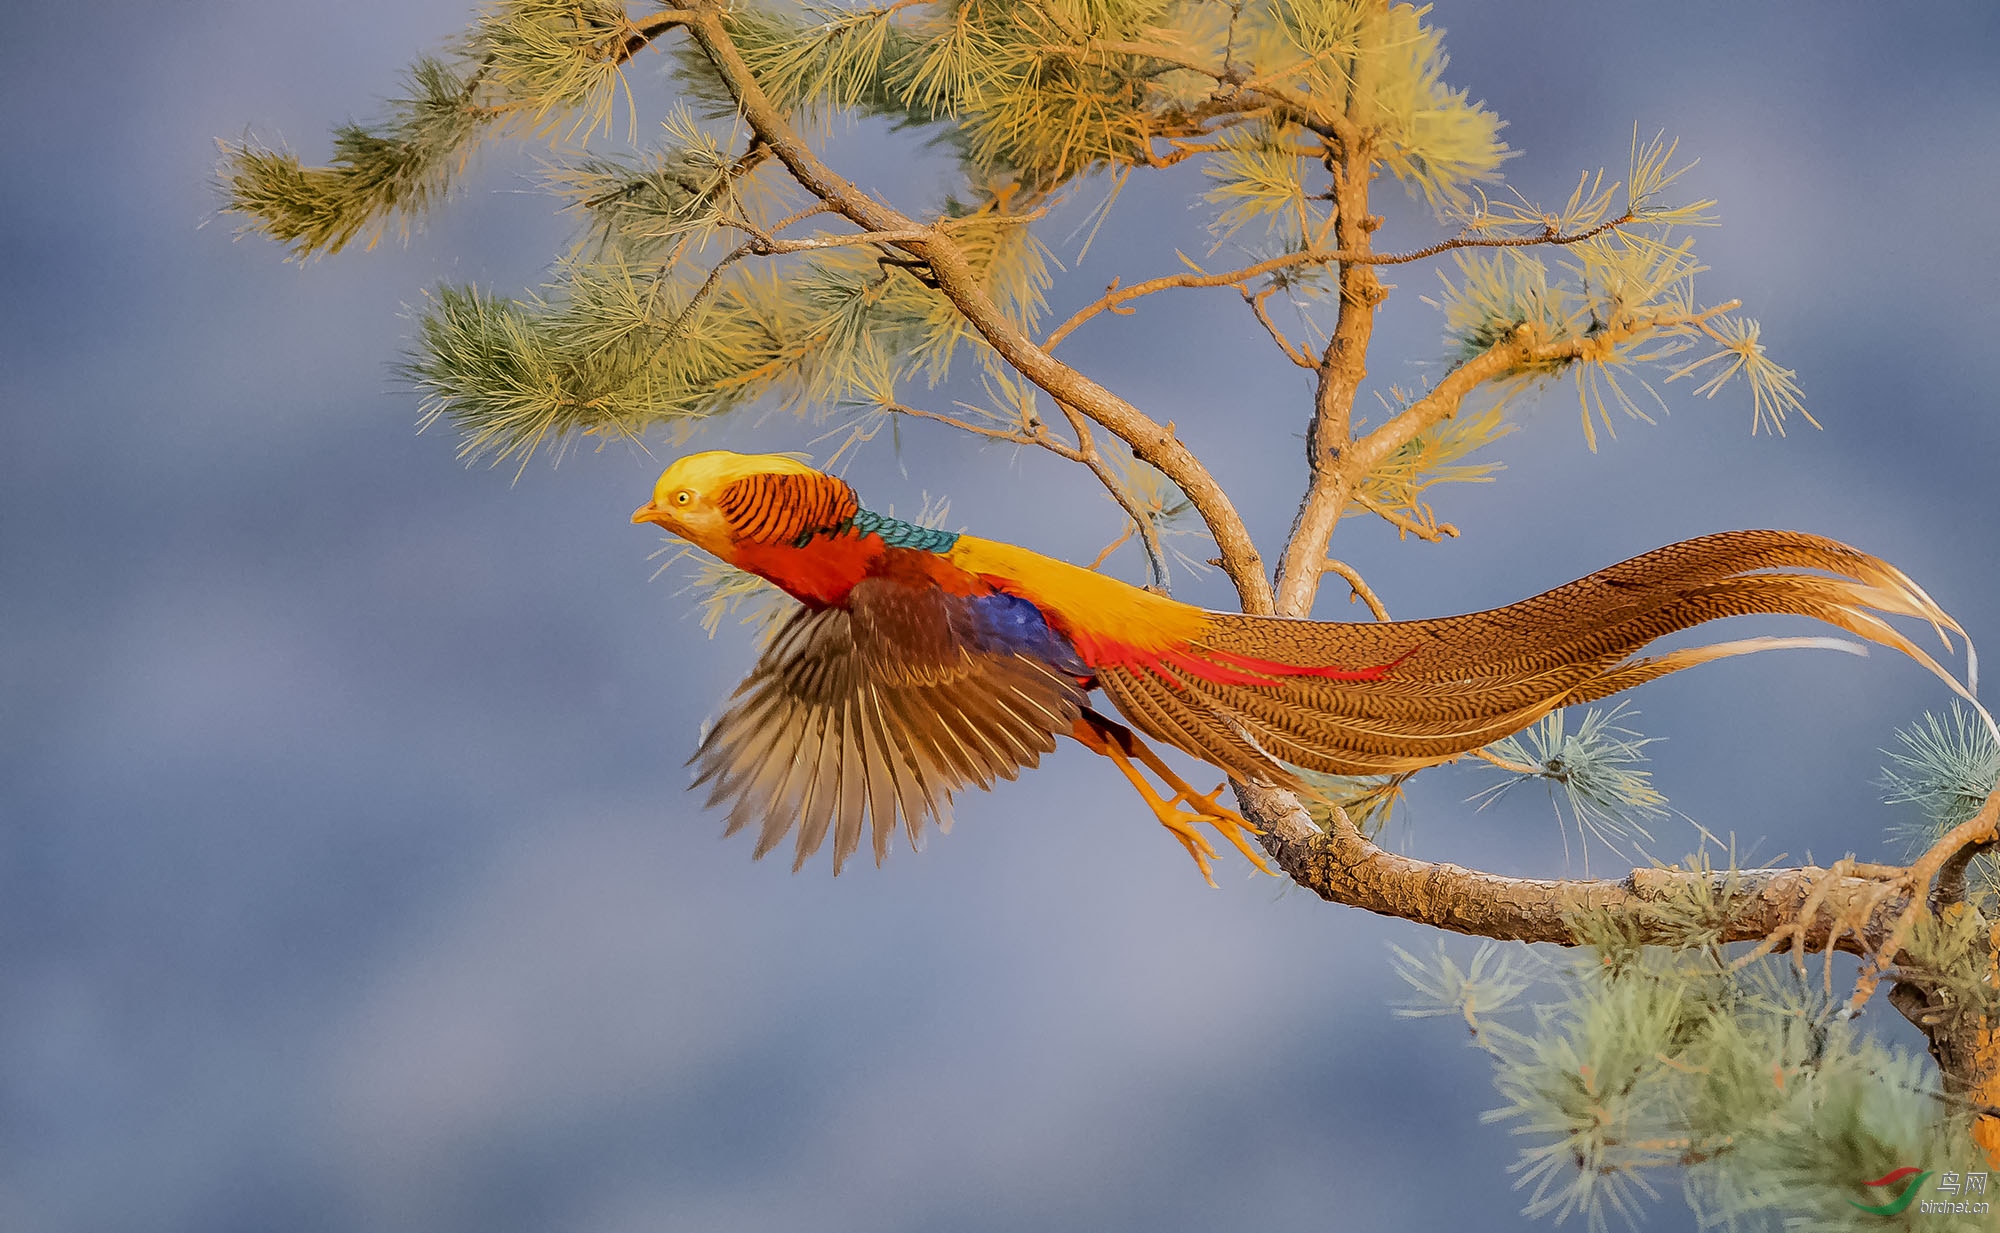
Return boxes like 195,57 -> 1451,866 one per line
1094,530 -> 1982,782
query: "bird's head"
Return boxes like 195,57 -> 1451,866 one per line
631,451 -> 849,560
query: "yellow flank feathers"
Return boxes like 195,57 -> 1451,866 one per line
946,533 -> 1210,652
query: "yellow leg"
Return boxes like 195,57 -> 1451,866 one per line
1072,712 -> 1278,885
1123,738 -> 1277,878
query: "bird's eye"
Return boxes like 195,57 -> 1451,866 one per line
673,490 -> 694,506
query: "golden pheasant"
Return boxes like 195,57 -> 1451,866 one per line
633,451 -> 1977,882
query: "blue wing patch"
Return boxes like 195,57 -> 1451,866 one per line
961,591 -> 1087,675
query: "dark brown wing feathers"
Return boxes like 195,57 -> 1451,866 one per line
691,578 -> 1086,873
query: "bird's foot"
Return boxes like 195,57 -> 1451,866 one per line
1160,779 -> 1276,880
1146,795 -> 1222,886
1106,747 -> 1274,886
1072,710 -> 1277,885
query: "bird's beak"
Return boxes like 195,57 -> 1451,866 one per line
632,502 -> 667,527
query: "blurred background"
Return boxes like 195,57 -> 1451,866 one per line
4,3 -> 1998,1230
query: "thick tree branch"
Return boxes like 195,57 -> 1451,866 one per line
1238,781 -> 1911,955
1272,30 -> 1386,618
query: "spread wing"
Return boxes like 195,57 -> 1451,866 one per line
690,578 -> 1088,873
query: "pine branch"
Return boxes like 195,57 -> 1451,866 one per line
224,6 -> 702,259
1347,303 -> 1739,480
220,57 -> 491,257
1272,26 -> 1388,618
673,1 -> 1272,610
1238,782 -> 1911,957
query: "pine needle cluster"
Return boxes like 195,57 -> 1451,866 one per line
1426,135 -> 1807,447
1381,708 -> 2000,1229
221,57 -> 486,256
1395,931 -> 1985,1232
1475,702 -> 1669,873
1881,703 -> 2000,908
1347,387 -> 1510,538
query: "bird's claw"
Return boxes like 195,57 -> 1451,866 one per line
1074,712 -> 1278,885
1165,781 -> 1274,880
1140,777 -> 1275,887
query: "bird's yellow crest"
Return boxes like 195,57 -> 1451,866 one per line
633,452 -> 829,558
648,451 -> 821,507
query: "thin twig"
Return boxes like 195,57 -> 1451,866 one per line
881,401 -> 1081,456
749,227 -> 934,254
762,200 -> 837,236
1318,558 -> 1389,619
1247,287 -> 1318,370
1371,213 -> 1637,267
1472,747 -> 1542,776
1351,491 -> 1458,542
1088,523 -> 1136,570
1043,249 -> 1340,350
878,395 -> 1172,592
1041,219 -> 1640,356
1053,401 -> 1174,593
648,241 -> 756,358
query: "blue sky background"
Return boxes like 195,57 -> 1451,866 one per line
5,3 -> 1999,1230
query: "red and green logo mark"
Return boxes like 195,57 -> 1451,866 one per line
1850,1167 -> 1933,1216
